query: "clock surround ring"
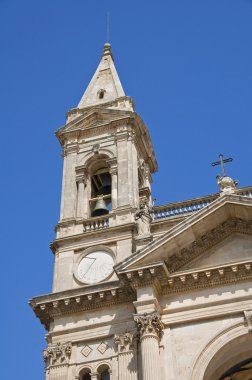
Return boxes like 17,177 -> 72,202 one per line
74,245 -> 115,285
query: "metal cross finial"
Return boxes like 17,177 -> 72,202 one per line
106,12 -> 110,43
211,154 -> 233,177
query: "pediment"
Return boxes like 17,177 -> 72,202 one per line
62,108 -> 133,132
116,195 -> 252,274
176,233 -> 252,272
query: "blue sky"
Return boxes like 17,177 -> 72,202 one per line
1,0 -> 252,378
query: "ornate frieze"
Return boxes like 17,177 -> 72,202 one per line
134,312 -> 164,339
114,332 -> 135,353
43,342 -> 72,367
167,218 -> 252,273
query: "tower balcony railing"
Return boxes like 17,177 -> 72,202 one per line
83,213 -> 114,232
153,186 -> 252,221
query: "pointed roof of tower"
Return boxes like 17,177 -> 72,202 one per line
78,43 -> 129,109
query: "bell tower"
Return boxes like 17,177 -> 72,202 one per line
30,43 -> 157,379
54,43 -> 157,286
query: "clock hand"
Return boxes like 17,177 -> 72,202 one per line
82,257 -> 96,277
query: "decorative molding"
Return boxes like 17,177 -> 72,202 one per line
244,310 -> 252,332
114,332 -> 136,353
134,312 -> 164,340
81,345 -> 92,357
97,342 -> 109,354
62,142 -> 79,157
43,342 -> 72,367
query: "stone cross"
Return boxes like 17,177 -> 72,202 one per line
212,154 -> 233,177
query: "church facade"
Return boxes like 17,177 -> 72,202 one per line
30,43 -> 252,380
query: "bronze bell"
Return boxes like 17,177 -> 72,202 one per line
92,197 -> 109,217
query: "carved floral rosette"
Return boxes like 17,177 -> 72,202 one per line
43,342 -> 72,367
114,332 -> 136,353
134,313 -> 164,340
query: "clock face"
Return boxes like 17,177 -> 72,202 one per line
77,251 -> 114,284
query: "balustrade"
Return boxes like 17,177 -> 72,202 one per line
153,186 -> 252,221
83,215 -> 110,232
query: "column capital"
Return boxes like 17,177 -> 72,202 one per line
75,165 -> 88,183
106,158 -> 118,175
114,332 -> 136,353
43,341 -> 72,367
134,312 -> 164,340
90,372 -> 99,379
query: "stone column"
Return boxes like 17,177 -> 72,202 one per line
114,333 -> 138,380
76,166 -> 89,219
76,178 -> 85,218
90,373 -> 99,379
43,342 -> 72,380
110,165 -> 118,210
134,313 -> 164,380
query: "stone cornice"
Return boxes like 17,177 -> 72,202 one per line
29,282 -> 136,330
118,258 -> 252,295
52,221 -> 135,253
56,111 -> 158,173
50,223 -> 135,253
162,259 -> 252,294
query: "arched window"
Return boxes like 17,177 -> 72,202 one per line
97,89 -> 106,99
100,369 -> 110,380
82,374 -> 91,380
97,364 -> 110,380
79,368 -> 91,380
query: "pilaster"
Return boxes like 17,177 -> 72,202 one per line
60,143 -> 78,220
114,332 -> 138,380
116,127 -> 139,210
43,342 -> 72,380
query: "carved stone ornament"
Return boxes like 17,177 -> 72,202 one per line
114,332 -> 135,353
43,342 -> 72,367
135,201 -> 154,237
134,312 -> 164,339
217,175 -> 238,195
244,310 -> 252,332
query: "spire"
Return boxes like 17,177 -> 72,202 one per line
78,43 -> 127,109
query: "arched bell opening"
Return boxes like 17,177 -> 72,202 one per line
91,168 -> 112,217
97,364 -> 111,380
88,157 -> 112,218
79,367 -> 92,380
